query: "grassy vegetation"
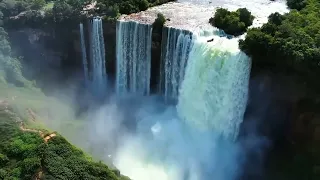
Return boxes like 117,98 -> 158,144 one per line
0,100 -> 130,180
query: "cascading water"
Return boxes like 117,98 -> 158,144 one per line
116,21 -> 152,95
157,25 -> 250,140
159,27 -> 193,101
177,35 -> 251,140
79,23 -> 89,85
98,1 -> 289,179
90,17 -> 107,96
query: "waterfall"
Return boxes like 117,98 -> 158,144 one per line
116,21 -> 152,95
177,35 -> 251,140
79,23 -> 89,84
90,18 -> 107,96
159,27 -> 193,101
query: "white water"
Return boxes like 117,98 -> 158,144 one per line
79,23 -> 89,85
160,27 -> 193,100
119,0 -> 288,33
177,35 -> 251,140
90,18 -> 107,96
113,26 -> 251,180
159,25 -> 251,140
116,21 -> 152,95
177,0 -> 288,27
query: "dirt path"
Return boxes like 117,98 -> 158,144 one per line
1,98 -> 56,143
19,122 -> 56,143
19,122 -> 39,133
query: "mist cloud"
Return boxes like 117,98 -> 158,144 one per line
78,94 -> 266,180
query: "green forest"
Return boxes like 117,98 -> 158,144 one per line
239,0 -> 320,79
209,0 -> 319,87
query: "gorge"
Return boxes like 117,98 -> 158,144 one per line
77,0 -> 291,179
0,0 -> 319,179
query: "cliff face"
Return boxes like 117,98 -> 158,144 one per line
150,22 -> 163,92
240,72 -> 320,179
5,17 -> 154,90
103,21 -> 117,79
291,99 -> 320,179
263,97 -> 320,180
7,23 -> 83,92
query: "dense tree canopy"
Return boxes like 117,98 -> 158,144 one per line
49,0 -> 87,22
239,0 -> 320,76
0,0 -> 46,18
209,8 -> 254,36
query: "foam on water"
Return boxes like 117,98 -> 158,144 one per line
177,34 -> 251,140
119,0 -> 288,32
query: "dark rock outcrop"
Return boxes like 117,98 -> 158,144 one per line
240,71 -> 319,179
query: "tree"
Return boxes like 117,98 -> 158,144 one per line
287,0 -> 307,10
239,0 -> 320,77
268,12 -> 284,26
30,0 -> 46,10
237,8 -> 254,27
95,0 -> 173,16
209,8 -> 254,36
50,0 -> 86,23
153,13 -> 166,29
0,27 -> 11,55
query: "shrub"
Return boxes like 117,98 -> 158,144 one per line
21,157 -> 41,178
237,8 -> 254,27
209,8 -> 254,36
0,153 -> 9,166
137,0 -> 149,11
153,13 -> 166,30
7,132 -> 43,158
30,0 -> 46,10
11,167 -> 22,178
287,0 -> 307,10
0,169 -> 7,179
